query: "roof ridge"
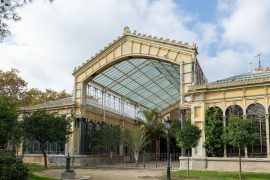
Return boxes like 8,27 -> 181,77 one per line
73,26 -> 197,74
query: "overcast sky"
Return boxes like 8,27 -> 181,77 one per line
1,0 -> 270,92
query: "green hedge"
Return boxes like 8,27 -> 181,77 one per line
0,153 -> 29,180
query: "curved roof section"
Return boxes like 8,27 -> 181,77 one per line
92,58 -> 180,110
213,69 -> 270,84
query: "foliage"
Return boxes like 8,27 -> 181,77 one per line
92,125 -> 121,154
222,116 -> 257,149
9,120 -> 24,156
170,118 -> 181,138
0,69 -> 70,106
176,120 -> 201,150
142,108 -> 164,153
204,107 -> 224,157
23,109 -> 72,168
0,152 -> 29,180
22,88 -> 71,106
222,116 -> 257,180
0,0 -> 53,42
0,69 -> 27,104
122,126 -> 149,166
172,170 -> 270,180
176,120 -> 201,176
0,95 -> 18,147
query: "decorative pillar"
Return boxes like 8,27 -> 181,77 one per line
223,116 -> 227,157
265,114 -> 270,158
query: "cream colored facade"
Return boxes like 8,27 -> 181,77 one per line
21,28 -> 270,172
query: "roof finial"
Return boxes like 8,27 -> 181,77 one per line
255,53 -> 262,67
123,26 -> 131,35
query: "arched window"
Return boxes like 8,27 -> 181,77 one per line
246,103 -> 266,158
225,105 -> 244,157
225,105 -> 243,117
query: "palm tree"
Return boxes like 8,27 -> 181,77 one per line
122,126 -> 149,166
142,108 -> 165,155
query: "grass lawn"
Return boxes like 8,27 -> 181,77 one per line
26,164 -> 59,180
172,170 -> 270,180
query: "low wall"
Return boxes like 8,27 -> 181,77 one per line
179,157 -> 270,172
23,154 -> 131,166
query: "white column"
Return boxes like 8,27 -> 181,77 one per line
223,116 -> 227,157
265,114 -> 270,158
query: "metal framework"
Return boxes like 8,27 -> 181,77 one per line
91,58 -> 180,111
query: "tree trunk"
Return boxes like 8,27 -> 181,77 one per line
187,149 -> 190,176
16,144 -> 18,158
134,151 -> 139,167
239,147 -> 242,180
40,144 -> 48,169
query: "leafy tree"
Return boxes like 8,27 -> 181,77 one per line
222,116 -> 257,180
170,118 -> 181,137
9,121 -> 24,157
22,88 -> 71,106
92,125 -> 121,164
0,69 -> 27,104
22,109 -> 72,168
122,126 -> 149,167
142,108 -> 164,154
0,95 -> 18,148
0,0 -> 53,42
204,107 -> 224,157
176,120 -> 201,176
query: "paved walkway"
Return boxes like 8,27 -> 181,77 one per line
36,168 -> 166,180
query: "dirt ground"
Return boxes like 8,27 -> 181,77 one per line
36,168 -> 166,180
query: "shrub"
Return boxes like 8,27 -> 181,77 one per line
0,153 -> 29,180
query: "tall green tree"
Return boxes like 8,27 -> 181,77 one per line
0,95 -> 18,148
122,126 -> 149,167
10,121 -> 24,157
176,120 -> 201,176
22,109 -> 72,168
204,107 -> 224,157
222,116 -> 257,180
142,108 -> 164,154
0,69 -> 27,104
22,88 -> 71,106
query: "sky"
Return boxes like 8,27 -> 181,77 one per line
1,0 -> 270,92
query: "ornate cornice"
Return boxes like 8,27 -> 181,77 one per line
189,76 -> 270,93
73,26 -> 197,75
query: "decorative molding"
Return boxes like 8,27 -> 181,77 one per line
73,26 -> 197,75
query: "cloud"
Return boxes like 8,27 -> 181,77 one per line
1,0 -> 270,92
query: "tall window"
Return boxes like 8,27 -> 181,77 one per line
246,103 -> 266,157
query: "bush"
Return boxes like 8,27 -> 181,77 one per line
0,153 -> 29,180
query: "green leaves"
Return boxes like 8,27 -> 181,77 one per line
176,120 -> 201,149
0,95 -> 18,147
122,126 -> 149,153
23,109 -> 72,145
222,116 -> 257,149
204,107 -> 224,157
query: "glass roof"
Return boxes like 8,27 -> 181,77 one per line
93,58 -> 180,110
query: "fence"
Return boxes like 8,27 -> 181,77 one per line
71,153 -> 181,169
